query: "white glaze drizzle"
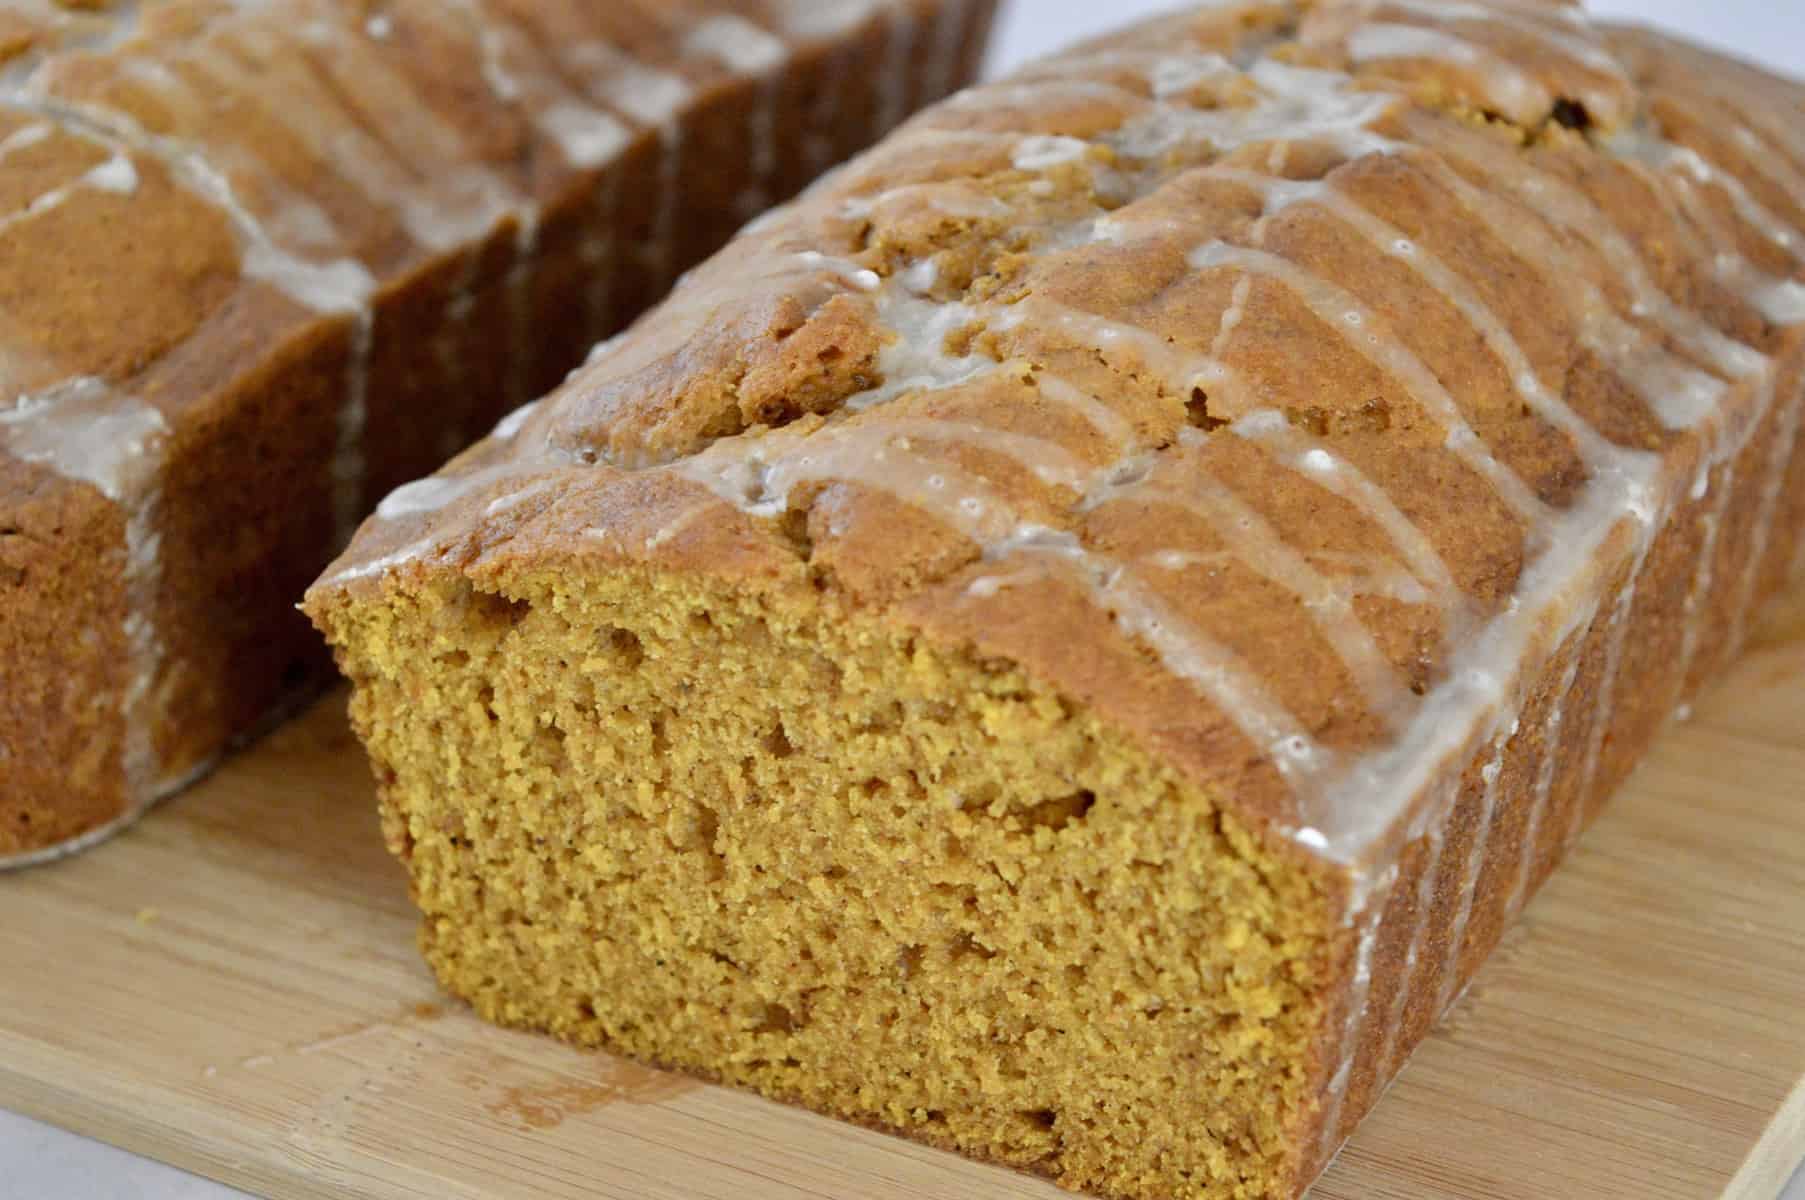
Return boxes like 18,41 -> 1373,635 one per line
1433,729 -> 1513,1012
1422,124 -> 1767,389
683,15 -> 789,75
1629,138 -> 1802,257
1012,134 -> 1091,172
1192,240 -> 1553,524
846,292 -> 988,412
84,30 -> 478,545
181,25 -> 515,254
315,17 -> 538,422
1345,23 -> 1551,126
1378,0 -> 1627,81
909,17 -> 1795,1066
734,32 -> 1793,864
1664,59 -> 1805,228
1503,653 -> 1585,921
995,293 -> 1234,402
1673,461 -> 1735,687
105,58 -> 338,256
1616,131 -> 1805,325
377,461 -> 540,522
1230,410 -> 1463,620
0,0 -> 142,92
1311,861 -> 1396,1162
538,104 -> 633,170
1209,168 -> 1622,473
1343,0 -> 1638,127
0,121 -> 52,160
493,399 -> 542,443
1107,438 -> 1416,723
437,4 -> 642,431
1370,817 -> 1448,1081
1247,118 -> 1754,439
444,0 -> 632,176
1108,59 -> 1399,164
1726,371 -> 1805,658
1564,567 -> 1639,849
323,403 -> 563,587
0,148 -> 136,235
1153,549 -> 1433,606
0,378 -> 166,510
771,0 -> 884,41
841,178 -> 1012,223
1195,152 -> 1729,794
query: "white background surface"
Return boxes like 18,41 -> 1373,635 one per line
3,1 -> 1802,1197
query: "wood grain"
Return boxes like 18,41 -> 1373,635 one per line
1,616 -> 1801,1199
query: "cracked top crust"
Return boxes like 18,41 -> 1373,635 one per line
311,0 -> 1805,868
0,0 -> 919,407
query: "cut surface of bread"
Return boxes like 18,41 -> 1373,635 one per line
334,566 -> 1338,1196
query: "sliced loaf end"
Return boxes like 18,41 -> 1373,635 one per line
310,534 -> 1348,1200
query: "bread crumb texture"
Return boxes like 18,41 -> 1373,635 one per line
324,569 -> 1337,1199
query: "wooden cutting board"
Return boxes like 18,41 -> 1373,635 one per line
2,605 -> 1802,1200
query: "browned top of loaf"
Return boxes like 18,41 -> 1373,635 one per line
313,0 -> 1805,867
0,0 -> 911,434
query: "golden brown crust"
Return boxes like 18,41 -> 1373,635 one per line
1,0 -> 998,863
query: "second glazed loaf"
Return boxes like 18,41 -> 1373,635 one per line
0,0 -> 997,865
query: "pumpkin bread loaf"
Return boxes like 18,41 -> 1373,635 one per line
0,0 -> 998,865
308,3 -> 1805,1197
